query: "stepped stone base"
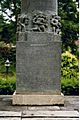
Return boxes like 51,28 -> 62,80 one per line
12,92 -> 64,105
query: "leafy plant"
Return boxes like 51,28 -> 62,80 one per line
61,51 -> 79,95
61,77 -> 79,95
58,0 -> 79,55
0,74 -> 16,95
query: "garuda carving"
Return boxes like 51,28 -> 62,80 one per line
50,15 -> 61,34
32,12 -> 48,32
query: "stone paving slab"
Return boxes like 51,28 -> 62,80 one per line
0,117 -> 79,120
0,118 -> 21,120
22,118 -> 79,120
27,106 -> 60,111
0,96 -> 79,119
0,96 -> 79,112
0,111 -> 21,117
22,111 -> 79,118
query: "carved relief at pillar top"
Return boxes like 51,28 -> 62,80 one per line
17,11 -> 61,34
32,11 -> 48,32
50,14 -> 61,34
17,14 -> 29,32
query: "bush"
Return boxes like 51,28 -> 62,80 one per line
0,74 -> 16,95
61,51 -> 79,95
61,77 -> 79,95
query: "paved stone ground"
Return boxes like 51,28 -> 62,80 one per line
0,96 -> 79,120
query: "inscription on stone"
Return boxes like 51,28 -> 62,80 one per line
16,40 -> 61,94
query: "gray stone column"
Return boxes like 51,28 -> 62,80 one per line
13,0 -> 64,105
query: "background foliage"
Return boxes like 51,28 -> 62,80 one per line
58,0 -> 79,56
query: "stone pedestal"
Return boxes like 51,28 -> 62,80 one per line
13,92 -> 64,105
13,0 -> 64,105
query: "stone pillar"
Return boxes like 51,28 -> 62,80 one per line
13,0 -> 64,105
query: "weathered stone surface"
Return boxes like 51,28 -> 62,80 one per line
0,111 -> 21,117
16,34 -> 61,94
0,96 -> 79,119
13,93 -> 64,105
22,111 -> 79,118
0,96 -> 79,111
23,118 -> 79,120
0,118 -> 21,120
13,0 -> 64,105
18,32 -> 61,42
21,0 -> 57,14
27,106 -> 60,111
0,111 -> 21,120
